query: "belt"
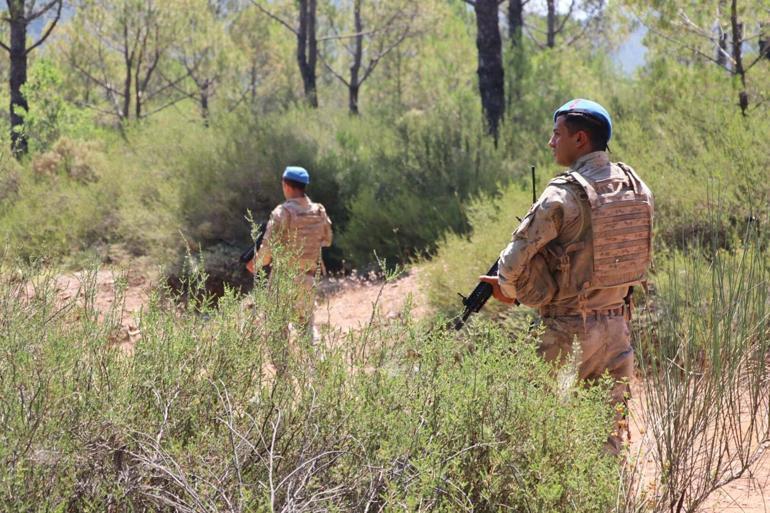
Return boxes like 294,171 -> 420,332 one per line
540,305 -> 627,319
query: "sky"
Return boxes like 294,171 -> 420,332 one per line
613,24 -> 648,74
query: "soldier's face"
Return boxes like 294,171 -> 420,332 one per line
549,117 -> 580,167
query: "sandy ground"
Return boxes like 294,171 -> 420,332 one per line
628,382 -> 770,513
23,268 -> 151,349
24,266 -> 770,511
314,268 -> 431,333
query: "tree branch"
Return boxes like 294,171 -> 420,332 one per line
636,14 -> 733,72
360,14 -> 415,85
27,0 -> 60,20
143,70 -> 191,102
25,0 -> 63,55
563,7 -> 604,48
318,52 -> 350,87
250,0 -> 297,36
141,95 -> 187,118
317,29 -> 381,42
744,51 -> 768,73
523,23 -> 547,50
70,60 -> 124,99
81,102 -> 124,119
555,0 -> 577,35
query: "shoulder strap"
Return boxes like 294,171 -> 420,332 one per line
569,171 -> 600,207
615,162 -> 645,195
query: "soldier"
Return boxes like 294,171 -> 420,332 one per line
481,99 -> 654,454
248,166 -> 333,338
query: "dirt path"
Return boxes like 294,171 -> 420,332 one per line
314,268 -> 431,333
25,268 -> 151,349
628,383 -> 770,513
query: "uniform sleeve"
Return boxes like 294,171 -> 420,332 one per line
254,205 -> 288,267
320,206 -> 333,247
497,185 -> 571,299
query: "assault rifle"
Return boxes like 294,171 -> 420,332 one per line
453,166 -> 537,330
453,261 -> 499,330
239,221 -> 268,265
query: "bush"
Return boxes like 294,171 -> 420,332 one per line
0,258 -> 622,511
177,103 -> 511,270
422,183 -> 534,320
612,61 -> 770,251
631,235 -> 770,512
20,58 -> 98,153
0,157 -> 118,263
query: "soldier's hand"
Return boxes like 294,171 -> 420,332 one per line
479,275 -> 516,304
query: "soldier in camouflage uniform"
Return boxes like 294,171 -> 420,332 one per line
481,99 -> 654,454
248,166 -> 333,337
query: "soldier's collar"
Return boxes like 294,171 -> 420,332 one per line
569,151 -> 610,173
286,195 -> 310,205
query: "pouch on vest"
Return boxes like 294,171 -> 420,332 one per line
515,253 -> 557,307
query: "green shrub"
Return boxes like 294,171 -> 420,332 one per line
175,103 -> 511,270
20,58 -> 98,153
0,258 -> 621,511
612,60 -> 770,251
0,162 -> 117,262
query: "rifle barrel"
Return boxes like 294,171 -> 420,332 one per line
531,165 -> 536,204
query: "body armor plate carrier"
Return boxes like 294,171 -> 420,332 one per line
569,162 -> 653,291
284,201 -> 329,272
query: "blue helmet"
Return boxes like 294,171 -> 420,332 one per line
553,99 -> 612,142
282,166 -> 310,184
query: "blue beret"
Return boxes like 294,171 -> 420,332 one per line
553,99 -> 612,142
282,166 -> 310,185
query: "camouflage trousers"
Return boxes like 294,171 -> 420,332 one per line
268,272 -> 318,377
537,314 -> 634,455
292,272 -> 316,338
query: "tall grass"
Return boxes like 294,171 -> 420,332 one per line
629,232 -> 770,512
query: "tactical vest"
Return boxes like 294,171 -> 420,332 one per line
283,200 -> 329,272
544,162 -> 653,303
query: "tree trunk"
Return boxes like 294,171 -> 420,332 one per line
307,0 -> 317,105
546,0 -> 556,48
472,0 -> 505,142
8,11 -> 28,156
716,0 -> 728,68
348,0 -> 363,115
135,73 -> 142,119
508,0 -> 524,47
730,0 -> 748,115
200,80 -> 210,125
349,84 -> 360,115
507,0 -> 526,106
122,59 -> 133,121
716,29 -> 728,67
297,0 -> 318,108
760,23 -> 769,61
250,60 -> 258,105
